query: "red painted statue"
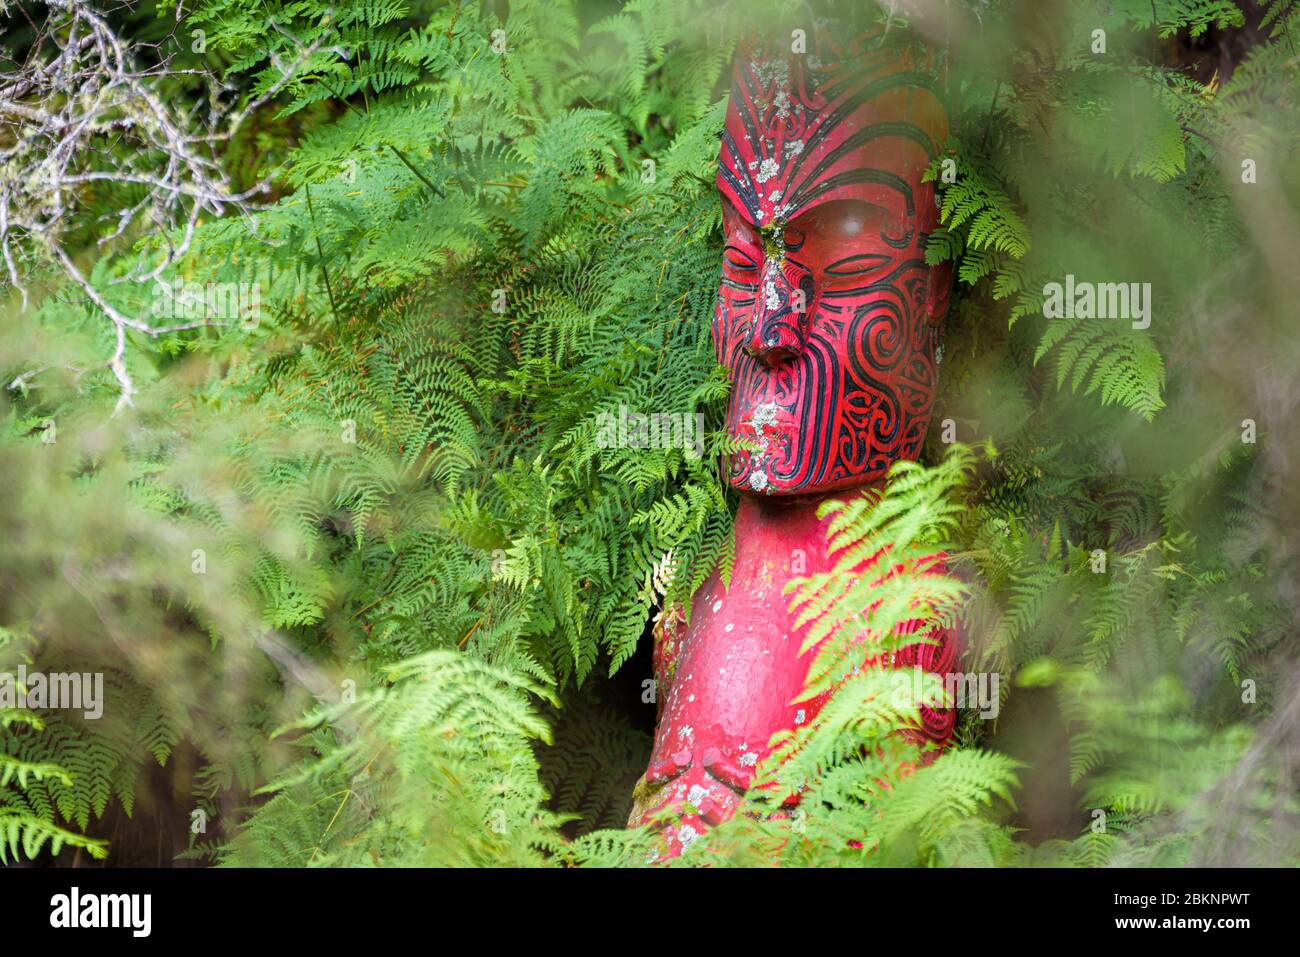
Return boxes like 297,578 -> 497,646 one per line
629,31 -> 958,856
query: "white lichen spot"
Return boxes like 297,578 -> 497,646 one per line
754,157 -> 780,185
739,752 -> 758,767
751,400 -> 781,430
677,725 -> 693,739
794,709 -> 806,725
687,784 -> 708,806
761,259 -> 783,312
712,599 -> 723,613
744,400 -> 784,494
724,622 -> 734,633
772,88 -> 792,120
678,824 -> 700,848
751,58 -> 790,101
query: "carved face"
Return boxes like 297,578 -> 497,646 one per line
714,43 -> 951,495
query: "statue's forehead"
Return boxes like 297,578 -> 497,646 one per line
717,51 -> 946,230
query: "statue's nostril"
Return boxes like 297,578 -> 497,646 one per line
746,342 -> 797,368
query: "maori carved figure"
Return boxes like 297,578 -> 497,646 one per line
629,32 -> 957,857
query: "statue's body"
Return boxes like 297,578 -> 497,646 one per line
631,33 -> 958,855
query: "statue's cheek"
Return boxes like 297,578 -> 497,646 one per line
713,294 -> 749,368
711,297 -> 728,363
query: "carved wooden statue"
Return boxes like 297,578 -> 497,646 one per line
630,32 -> 957,856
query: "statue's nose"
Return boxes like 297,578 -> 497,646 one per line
744,265 -> 810,367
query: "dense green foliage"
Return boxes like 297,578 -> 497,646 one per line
2,0 -> 1297,866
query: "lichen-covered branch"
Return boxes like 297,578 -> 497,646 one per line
0,0 -> 328,409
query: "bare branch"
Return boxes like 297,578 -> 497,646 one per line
0,0 -> 332,409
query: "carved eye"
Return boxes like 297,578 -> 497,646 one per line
724,246 -> 758,270
786,200 -> 896,282
825,253 -> 892,277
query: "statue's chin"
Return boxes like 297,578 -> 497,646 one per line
724,405 -> 900,495
726,449 -> 892,498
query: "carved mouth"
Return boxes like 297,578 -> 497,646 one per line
742,400 -> 795,433
734,401 -> 796,492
